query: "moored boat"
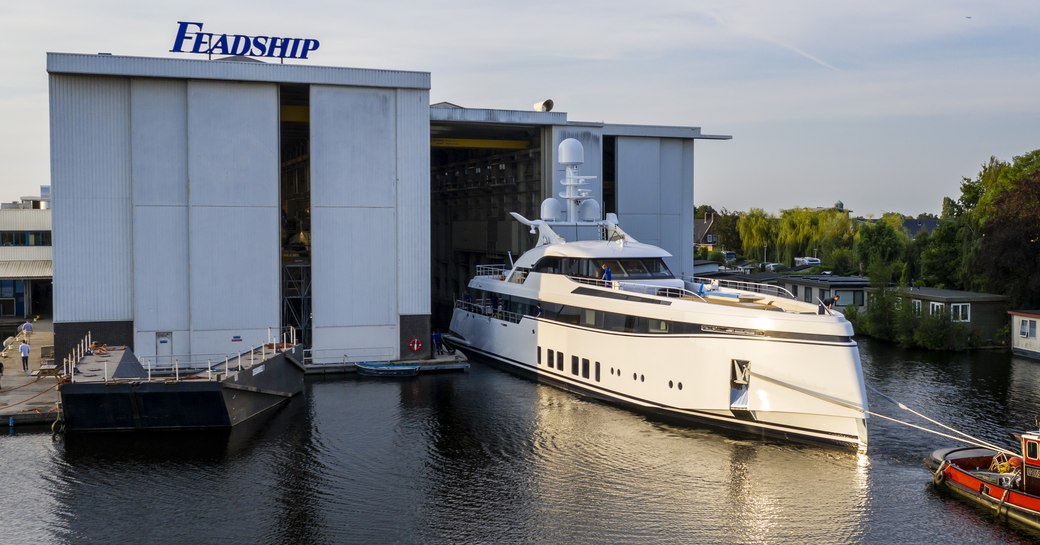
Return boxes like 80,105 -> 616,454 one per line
354,361 -> 420,377
445,139 -> 869,449
927,432 -> 1040,530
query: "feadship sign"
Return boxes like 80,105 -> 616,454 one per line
170,21 -> 320,59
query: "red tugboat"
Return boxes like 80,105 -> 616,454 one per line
927,431 -> 1040,529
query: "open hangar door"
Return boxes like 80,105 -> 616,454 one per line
429,122 -> 548,327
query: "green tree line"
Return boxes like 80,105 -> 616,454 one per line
698,148 -> 1040,311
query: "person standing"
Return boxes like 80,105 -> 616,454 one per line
818,293 -> 840,315
19,341 -> 30,373
21,319 -> 32,341
432,329 -> 444,355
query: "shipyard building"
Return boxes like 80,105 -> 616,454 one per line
48,53 -> 726,363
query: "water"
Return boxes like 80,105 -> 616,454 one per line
2,339 -> 1039,544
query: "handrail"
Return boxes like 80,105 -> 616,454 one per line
568,276 -> 708,303
455,300 -> 525,324
686,275 -> 796,300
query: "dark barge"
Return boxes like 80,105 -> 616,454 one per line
57,344 -> 305,432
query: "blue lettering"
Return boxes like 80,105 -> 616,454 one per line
251,36 -> 269,56
210,34 -> 230,56
299,39 -> 319,59
230,35 -> 251,56
191,32 -> 213,54
265,36 -> 291,58
170,21 -> 204,53
171,22 -> 319,60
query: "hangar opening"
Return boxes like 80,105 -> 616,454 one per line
280,84 -> 311,345
429,120 -> 547,325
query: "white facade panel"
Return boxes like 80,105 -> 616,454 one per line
133,329 -> 189,364
310,86 -> 396,208
616,136 -> 695,277
0,209 -> 51,231
310,325 -> 398,364
130,79 -> 188,206
310,207 -> 397,327
617,137 -> 661,215
191,328 -> 271,364
188,81 -> 279,207
132,206 -> 189,332
0,247 -> 52,261
396,89 -> 431,315
188,206 -> 279,331
50,75 -> 133,322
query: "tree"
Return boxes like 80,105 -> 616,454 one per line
853,221 -> 905,279
713,209 -> 742,254
777,208 -> 817,263
737,208 -> 775,262
979,171 -> 1040,308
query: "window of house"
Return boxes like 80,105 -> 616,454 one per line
912,300 -> 922,316
1022,319 -> 1038,338
950,303 -> 970,322
790,285 -> 798,298
834,289 -> 864,307
803,287 -> 812,303
930,302 -> 945,316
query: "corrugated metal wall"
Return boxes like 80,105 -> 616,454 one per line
51,75 -> 133,322
309,85 -> 401,362
131,79 -> 190,358
396,89 -> 431,315
616,136 -> 695,277
187,81 -> 280,356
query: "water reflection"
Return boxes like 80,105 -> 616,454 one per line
4,340 -> 1040,543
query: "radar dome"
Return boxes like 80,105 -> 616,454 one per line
540,198 -> 563,221
577,198 -> 601,222
558,138 -> 584,165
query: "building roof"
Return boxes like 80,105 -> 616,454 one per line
47,52 -> 430,90
1009,310 -> 1040,318
903,218 -> 940,238
0,260 -> 52,279
901,286 -> 1009,302
781,275 -> 871,288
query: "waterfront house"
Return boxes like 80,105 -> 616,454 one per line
1010,310 -> 1040,360
900,287 -> 1010,345
776,275 -> 871,311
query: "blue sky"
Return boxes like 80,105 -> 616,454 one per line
1,1 -> 1037,216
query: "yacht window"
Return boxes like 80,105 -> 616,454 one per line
582,358 -> 590,379
538,346 -> 542,365
1029,441 -> 1038,460
571,355 -> 579,375
648,319 -> 669,334
557,306 -> 581,325
642,259 -> 674,278
556,351 -> 564,371
595,361 -> 601,382
580,309 -> 598,327
533,257 -> 562,274
618,259 -> 648,276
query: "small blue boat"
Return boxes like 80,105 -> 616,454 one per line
354,361 -> 420,377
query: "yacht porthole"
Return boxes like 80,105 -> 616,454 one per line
632,373 -> 637,380
668,380 -> 673,388
640,374 -> 645,382
678,382 -> 683,390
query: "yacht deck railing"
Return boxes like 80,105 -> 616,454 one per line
686,276 -> 796,300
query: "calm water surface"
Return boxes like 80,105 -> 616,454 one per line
2,339 -> 1039,544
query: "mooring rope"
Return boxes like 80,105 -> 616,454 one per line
867,384 -> 1017,456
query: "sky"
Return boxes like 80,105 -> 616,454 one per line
1,1 -> 1038,217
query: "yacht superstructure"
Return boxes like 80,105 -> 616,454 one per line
446,139 -> 868,448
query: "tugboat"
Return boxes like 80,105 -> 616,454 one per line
927,431 -> 1040,529
445,138 -> 869,449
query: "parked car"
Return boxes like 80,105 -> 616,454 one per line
794,257 -> 821,266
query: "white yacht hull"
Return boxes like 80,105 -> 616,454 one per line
448,307 -> 868,449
